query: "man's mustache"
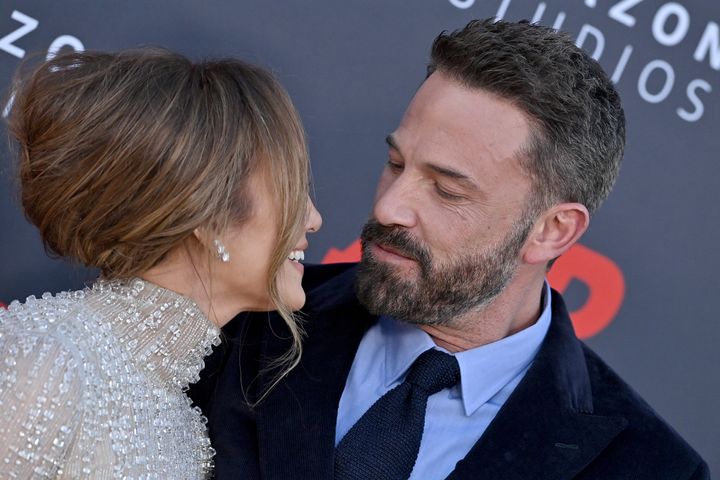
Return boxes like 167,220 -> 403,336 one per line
360,220 -> 432,271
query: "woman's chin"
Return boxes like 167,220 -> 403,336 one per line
282,287 -> 306,312
277,290 -> 305,311
278,260 -> 306,310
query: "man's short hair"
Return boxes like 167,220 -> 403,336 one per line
428,19 -> 625,215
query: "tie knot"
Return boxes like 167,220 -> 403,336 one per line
405,349 -> 460,395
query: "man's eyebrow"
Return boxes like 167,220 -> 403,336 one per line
386,134 -> 478,190
425,163 -> 478,190
426,163 -> 470,181
385,134 -> 400,152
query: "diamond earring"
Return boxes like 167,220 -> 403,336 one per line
213,240 -> 230,263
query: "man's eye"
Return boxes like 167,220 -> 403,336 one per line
436,186 -> 464,201
386,160 -> 403,172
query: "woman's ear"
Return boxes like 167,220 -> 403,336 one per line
192,227 -> 213,251
522,203 -> 589,265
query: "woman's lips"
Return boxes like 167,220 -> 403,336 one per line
288,257 -> 305,273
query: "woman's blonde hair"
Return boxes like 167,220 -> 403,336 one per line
7,48 -> 310,391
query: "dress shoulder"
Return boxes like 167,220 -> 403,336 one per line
0,292 -> 86,478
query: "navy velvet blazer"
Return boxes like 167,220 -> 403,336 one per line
189,263 -> 709,479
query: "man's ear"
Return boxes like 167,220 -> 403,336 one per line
522,203 -> 589,265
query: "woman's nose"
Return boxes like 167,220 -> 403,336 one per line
306,197 -> 322,233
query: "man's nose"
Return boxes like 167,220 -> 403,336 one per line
372,176 -> 418,228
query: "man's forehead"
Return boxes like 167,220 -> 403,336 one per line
391,77 -> 531,181
404,74 -> 527,142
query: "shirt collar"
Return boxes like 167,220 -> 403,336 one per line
382,282 -> 553,416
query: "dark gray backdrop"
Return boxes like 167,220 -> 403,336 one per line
1,0 -> 718,473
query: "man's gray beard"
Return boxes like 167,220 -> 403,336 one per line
355,219 -> 533,327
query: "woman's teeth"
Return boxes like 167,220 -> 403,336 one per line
288,250 -> 305,262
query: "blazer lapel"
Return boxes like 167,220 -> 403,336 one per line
255,270 -> 377,480
448,290 -> 627,480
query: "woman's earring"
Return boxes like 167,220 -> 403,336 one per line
214,240 -> 230,263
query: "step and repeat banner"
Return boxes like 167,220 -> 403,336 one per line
1,0 -> 718,471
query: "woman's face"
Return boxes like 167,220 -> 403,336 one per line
217,168 -> 322,312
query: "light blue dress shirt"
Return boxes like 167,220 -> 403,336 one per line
335,283 -> 553,480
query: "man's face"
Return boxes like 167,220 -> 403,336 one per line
356,72 -> 537,326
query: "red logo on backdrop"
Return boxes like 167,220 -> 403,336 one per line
322,239 -> 362,264
322,240 -> 625,339
547,244 -> 625,338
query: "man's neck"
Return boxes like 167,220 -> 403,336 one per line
419,276 -> 546,353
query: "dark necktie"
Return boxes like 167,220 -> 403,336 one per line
334,348 -> 461,480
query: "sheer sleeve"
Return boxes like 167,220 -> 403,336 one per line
0,324 -> 84,478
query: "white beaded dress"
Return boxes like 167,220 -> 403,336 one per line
0,278 -> 221,479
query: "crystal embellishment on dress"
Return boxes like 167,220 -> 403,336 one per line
0,278 -> 221,479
